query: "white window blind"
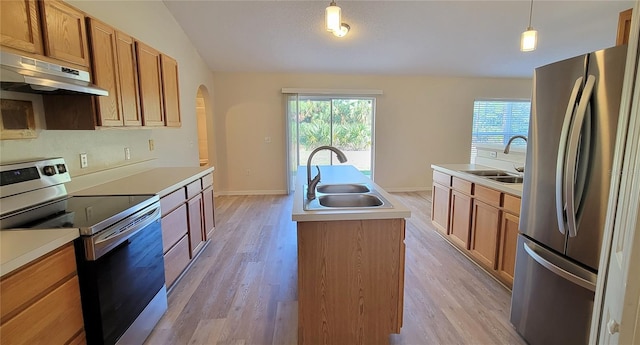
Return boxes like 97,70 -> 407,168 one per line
471,100 -> 531,162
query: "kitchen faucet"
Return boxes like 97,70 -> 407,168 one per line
504,135 -> 528,173
306,146 -> 348,200
503,135 -> 527,154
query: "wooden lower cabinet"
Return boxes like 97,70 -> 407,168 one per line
297,219 -> 405,345
470,200 -> 500,269
0,243 -> 85,344
431,169 -> 521,289
449,190 -> 472,249
160,172 -> 215,290
431,182 -> 451,234
187,193 -> 205,257
497,212 -> 520,286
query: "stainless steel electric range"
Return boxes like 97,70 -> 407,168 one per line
0,158 -> 167,345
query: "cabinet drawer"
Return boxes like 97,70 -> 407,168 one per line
474,184 -> 501,207
164,235 -> 190,288
1,243 -> 76,321
202,173 -> 213,189
1,275 -> 84,345
452,177 -> 472,195
161,204 -> 188,253
433,171 -> 451,186
503,194 -> 521,216
186,179 -> 202,199
160,187 -> 186,216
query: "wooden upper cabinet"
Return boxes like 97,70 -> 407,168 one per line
116,31 -> 142,126
87,18 -> 142,127
0,0 -> 43,54
161,54 -> 181,127
617,8 -> 633,46
136,41 -> 165,126
39,0 -> 90,67
87,18 -> 122,126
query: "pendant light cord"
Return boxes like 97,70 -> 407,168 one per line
528,0 -> 534,28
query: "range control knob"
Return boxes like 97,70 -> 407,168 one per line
42,165 -> 57,176
56,164 -> 67,174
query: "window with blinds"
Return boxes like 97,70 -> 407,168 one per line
471,100 -> 531,162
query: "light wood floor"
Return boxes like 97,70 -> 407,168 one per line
145,192 -> 526,345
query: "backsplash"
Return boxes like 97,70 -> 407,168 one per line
474,144 -> 526,173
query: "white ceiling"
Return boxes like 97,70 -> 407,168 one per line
163,0 -> 634,78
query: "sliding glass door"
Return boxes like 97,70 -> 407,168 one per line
286,94 -> 375,192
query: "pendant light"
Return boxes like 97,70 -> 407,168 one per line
326,0 -> 341,32
520,0 -> 538,52
333,23 -> 350,37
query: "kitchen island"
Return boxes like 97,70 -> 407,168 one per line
292,165 -> 410,345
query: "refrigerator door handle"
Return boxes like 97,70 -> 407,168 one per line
523,241 -> 596,292
564,75 -> 596,238
555,77 -> 584,235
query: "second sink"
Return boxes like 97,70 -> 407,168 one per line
316,183 -> 370,194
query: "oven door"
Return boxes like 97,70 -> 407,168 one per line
75,202 -> 165,345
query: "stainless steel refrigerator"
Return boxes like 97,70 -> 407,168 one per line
510,44 -> 628,345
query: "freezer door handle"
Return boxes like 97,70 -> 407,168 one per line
523,241 -> 596,291
556,77 -> 584,235
564,75 -> 596,238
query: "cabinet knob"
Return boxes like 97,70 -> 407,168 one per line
607,319 -> 620,335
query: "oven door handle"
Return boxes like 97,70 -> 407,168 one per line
88,204 -> 161,260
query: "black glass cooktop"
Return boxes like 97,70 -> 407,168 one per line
1,195 -> 156,235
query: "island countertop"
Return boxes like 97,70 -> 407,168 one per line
292,165 -> 411,222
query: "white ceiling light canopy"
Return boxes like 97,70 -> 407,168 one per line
521,0 -> 538,51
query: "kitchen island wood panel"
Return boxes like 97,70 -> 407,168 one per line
297,218 -> 405,345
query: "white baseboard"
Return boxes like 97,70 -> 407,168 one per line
215,190 -> 289,196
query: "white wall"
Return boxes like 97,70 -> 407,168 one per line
0,1 -> 216,191
213,73 -> 532,194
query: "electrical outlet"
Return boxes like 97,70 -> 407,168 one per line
80,153 -> 88,168
245,169 -> 251,175
148,139 -> 155,151
489,151 -> 498,158
264,136 -> 272,144
125,147 -> 131,160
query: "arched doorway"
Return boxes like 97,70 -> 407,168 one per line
196,86 -> 212,166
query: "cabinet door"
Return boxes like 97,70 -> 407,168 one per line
617,8 -> 633,46
0,0 -> 43,54
161,54 -> 181,127
449,190 -> 472,249
40,0 -> 90,67
431,182 -> 451,235
470,200 -> 501,270
87,18 -> 122,126
187,194 -> 205,257
115,31 -> 142,126
497,212 -> 519,287
202,186 -> 215,240
136,42 -> 165,126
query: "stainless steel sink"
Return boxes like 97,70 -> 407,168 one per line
316,183 -> 370,194
486,176 -> 524,184
463,170 -> 518,177
318,194 -> 383,207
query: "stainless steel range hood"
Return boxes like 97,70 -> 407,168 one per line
0,51 -> 108,96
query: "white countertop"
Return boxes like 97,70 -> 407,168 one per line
431,163 -> 523,197
292,165 -> 411,222
0,228 -> 79,277
73,166 -> 215,197
1,166 -> 214,277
